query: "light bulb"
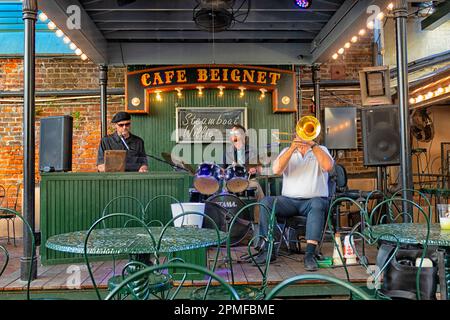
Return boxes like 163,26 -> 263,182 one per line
38,12 -> 48,22
409,98 -> 415,104
338,48 -> 344,55
359,29 -> 366,36
259,88 -> 267,100
425,91 -> 434,100
387,3 -> 394,11
197,86 -> 204,96
351,36 -> 358,43
69,43 -> 77,50
63,36 -> 71,44
217,86 -> 225,97
75,48 -> 82,56
416,95 -> 424,103
80,54 -> 88,61
435,87 -> 444,95
175,87 -> 183,97
55,30 -> 64,38
332,53 -> 338,60
367,20 -> 374,29
377,12 -> 385,20
344,42 -> 351,49
155,91 -> 162,101
47,21 -> 56,30
239,86 -> 246,98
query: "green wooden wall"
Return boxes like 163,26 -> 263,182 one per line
131,89 -> 296,172
40,172 -> 191,265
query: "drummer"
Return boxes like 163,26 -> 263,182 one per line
224,124 -> 265,222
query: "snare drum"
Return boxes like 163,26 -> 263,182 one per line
225,164 -> 249,194
193,162 -> 223,195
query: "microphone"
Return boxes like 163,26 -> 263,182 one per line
119,134 -> 130,150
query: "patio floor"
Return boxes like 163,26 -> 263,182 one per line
0,237 -> 378,294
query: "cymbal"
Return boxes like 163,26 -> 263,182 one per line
161,152 -> 195,175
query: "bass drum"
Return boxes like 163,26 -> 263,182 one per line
204,193 -> 253,246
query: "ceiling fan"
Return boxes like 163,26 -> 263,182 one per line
411,109 -> 434,142
193,0 -> 251,32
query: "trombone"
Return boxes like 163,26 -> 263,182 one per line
273,115 -> 321,143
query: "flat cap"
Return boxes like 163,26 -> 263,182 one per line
111,111 -> 131,123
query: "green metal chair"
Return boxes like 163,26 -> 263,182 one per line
0,184 -> 21,246
191,200 -> 277,300
0,243 -> 8,278
364,195 -> 433,300
0,207 -> 35,300
143,194 -> 183,227
105,262 -> 240,300
101,195 -> 146,221
265,273 -> 372,300
83,212 -> 167,300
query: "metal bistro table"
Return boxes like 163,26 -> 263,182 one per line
370,223 -> 450,300
46,226 -> 227,279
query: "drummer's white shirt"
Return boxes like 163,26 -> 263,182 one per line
278,146 -> 333,199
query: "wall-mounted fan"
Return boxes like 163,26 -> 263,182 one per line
411,109 -> 434,142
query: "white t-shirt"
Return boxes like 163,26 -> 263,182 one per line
278,146 -> 334,198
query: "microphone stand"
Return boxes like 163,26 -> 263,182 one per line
119,133 -> 190,173
145,153 -> 190,173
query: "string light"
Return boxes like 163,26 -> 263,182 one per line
155,91 -> 162,101
55,30 -> 64,38
367,20 -> 374,29
47,21 -> 56,30
435,87 -> 444,95
387,3 -> 394,11
409,98 -> 415,104
239,86 -> 246,98
425,91 -> 434,100
217,86 -> 225,97
197,86 -> 204,97
38,12 -> 48,22
351,36 -> 358,43
376,12 -> 385,20
332,53 -> 338,60
358,29 -> 366,36
175,87 -> 183,98
415,95 -> 424,103
338,48 -> 344,55
259,88 -> 267,100
80,54 -> 88,61
75,48 -> 83,56
63,36 -> 71,44
344,42 -> 351,49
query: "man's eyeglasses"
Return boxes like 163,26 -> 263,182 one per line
117,122 -> 131,127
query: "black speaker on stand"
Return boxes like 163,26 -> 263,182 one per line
39,116 -> 73,172
361,105 -> 401,166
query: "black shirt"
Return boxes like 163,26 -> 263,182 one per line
97,132 -> 148,172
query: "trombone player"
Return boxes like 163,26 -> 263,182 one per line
253,116 -> 334,271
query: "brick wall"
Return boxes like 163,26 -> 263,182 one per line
300,34 -> 376,174
0,39 -> 375,209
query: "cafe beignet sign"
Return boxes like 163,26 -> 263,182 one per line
126,65 -> 296,114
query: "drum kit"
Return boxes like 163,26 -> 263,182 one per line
160,152 -> 257,246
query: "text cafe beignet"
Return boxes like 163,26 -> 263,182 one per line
140,67 -> 282,87
126,65 -> 297,114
